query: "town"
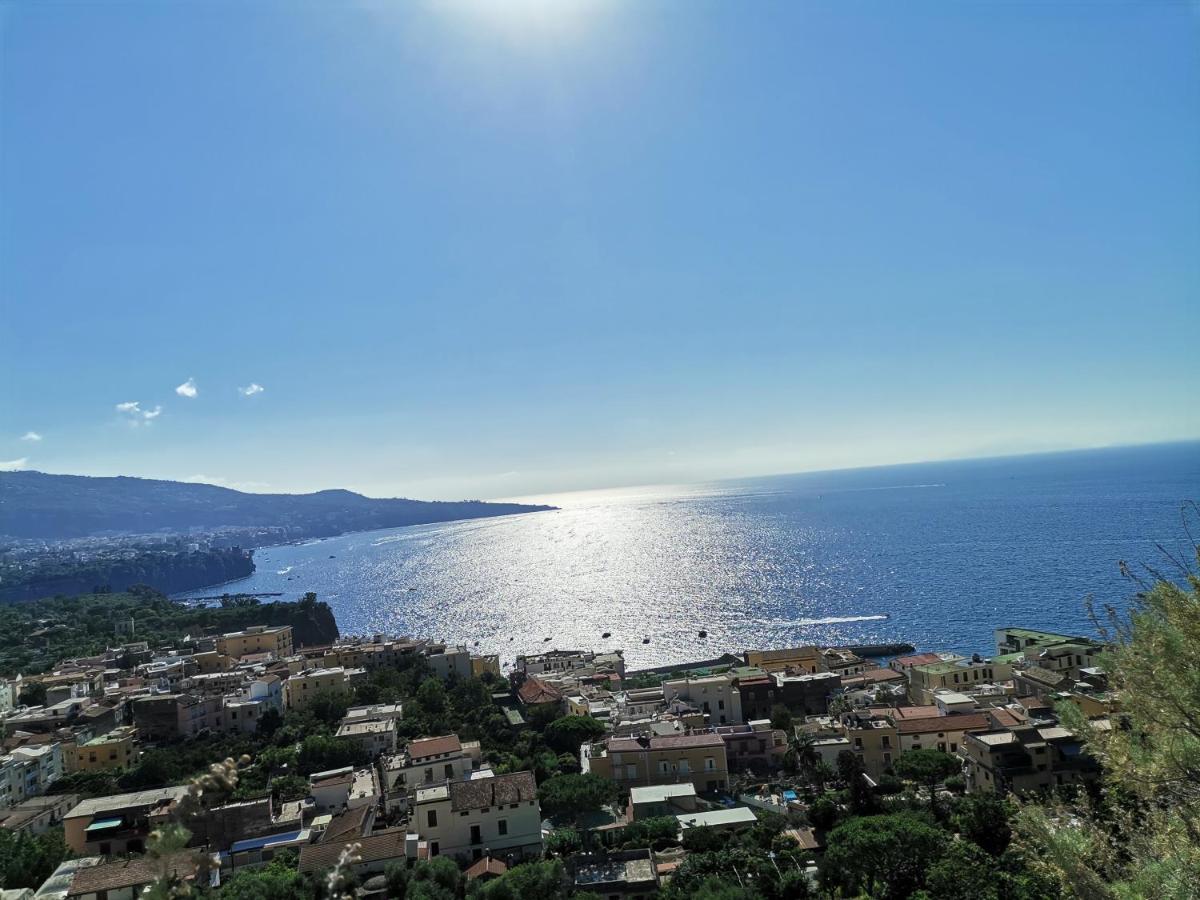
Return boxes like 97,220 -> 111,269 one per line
0,587 -> 1118,899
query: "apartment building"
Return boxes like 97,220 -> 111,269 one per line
336,719 -> 397,757
839,711 -> 898,780
962,722 -> 1100,796
584,733 -> 729,793
63,786 -> 188,855
896,712 -> 991,756
909,657 -> 1013,705
215,625 -> 294,661
409,771 -> 542,863
71,726 -> 138,773
744,646 -> 826,675
284,667 -> 350,711
662,674 -> 743,726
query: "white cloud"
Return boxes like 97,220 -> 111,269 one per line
0,458 -> 28,471
115,401 -> 163,426
238,383 -> 265,397
175,377 -> 198,398
20,431 -> 42,442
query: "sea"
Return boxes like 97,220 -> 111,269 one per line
177,442 -> 1199,670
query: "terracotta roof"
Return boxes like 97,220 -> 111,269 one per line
67,853 -> 196,897
299,830 -> 407,873
465,856 -> 508,880
988,708 -> 1023,728
409,735 -> 462,759
893,706 -> 943,719
608,732 -> 726,752
845,668 -> 906,684
449,771 -> 537,812
518,677 -> 563,705
320,805 -> 370,843
783,826 -> 824,851
895,713 -> 990,735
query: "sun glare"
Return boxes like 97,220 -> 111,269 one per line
431,0 -> 609,45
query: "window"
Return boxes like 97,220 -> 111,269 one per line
677,758 -> 690,774
427,810 -> 438,828
704,757 -> 715,771
444,764 -> 454,779
424,768 -> 434,782
718,700 -> 725,710
430,842 -> 439,856
658,761 -> 670,774
470,825 -> 481,844
625,764 -> 636,780
498,819 -> 508,836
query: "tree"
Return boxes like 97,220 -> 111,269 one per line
543,715 -> 606,755
471,859 -> 567,900
537,773 -> 618,821
820,812 -> 949,900
806,794 -> 841,831
920,842 -> 1004,900
681,826 -> 728,854
620,815 -> 680,850
953,793 -> 1013,856
0,827 -> 67,890
296,733 -> 367,775
836,749 -> 879,814
893,750 -> 961,813
416,678 -> 447,716
1017,546 -> 1200,898
214,851 -> 314,900
770,704 -> 794,733
16,681 -> 46,707
543,826 -> 581,857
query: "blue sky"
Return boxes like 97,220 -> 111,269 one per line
2,1 -> 1197,500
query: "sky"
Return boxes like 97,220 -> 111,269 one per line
1,1 -> 1197,500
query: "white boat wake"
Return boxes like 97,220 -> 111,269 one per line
763,614 -> 888,627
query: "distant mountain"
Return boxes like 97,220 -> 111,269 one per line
0,471 -> 555,540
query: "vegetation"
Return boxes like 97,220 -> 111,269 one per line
0,588 -> 338,676
538,773 -> 620,821
0,827 -> 67,891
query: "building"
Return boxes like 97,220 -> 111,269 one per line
895,712 -> 991,756
962,722 -> 1101,795
890,652 -> 959,675
63,786 -> 188,855
379,735 -> 479,812
775,671 -> 842,716
584,733 -> 729,793
308,767 -> 379,813
909,657 -> 1013,706
284,667 -> 350,712
426,645 -> 472,682
662,674 -> 743,726
628,784 -> 698,821
408,771 -> 542,863
132,693 -> 224,742
517,677 -> 564,711
0,793 -> 78,835
215,626 -> 294,661
677,807 -> 758,832
839,711 -> 899,780
335,720 -> 397,757
71,726 -> 138,773
573,849 -> 659,898
65,852 -> 203,900
744,647 -> 826,675
994,627 -> 1090,657
298,829 -> 408,880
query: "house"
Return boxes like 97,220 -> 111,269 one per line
63,786 -> 188,855
379,735 -> 479,812
677,806 -> 758,832
308,767 -> 379,813
838,711 -> 899,780
517,677 -> 564,711
583,733 -> 729,793
70,726 -> 138,773
775,671 -> 843,715
464,855 -> 508,882
298,829 -> 408,879
426,645 -> 472,681
65,852 -> 203,900
628,784 -> 698,821
890,652 -> 962,675
895,712 -> 991,756
408,771 -> 542,863
0,793 -> 78,835
132,693 -> 223,742
215,625 -> 294,661
335,720 -> 397,757
573,849 -> 659,898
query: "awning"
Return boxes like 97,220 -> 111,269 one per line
85,817 -> 124,833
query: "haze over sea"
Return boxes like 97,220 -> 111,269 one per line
180,442 -> 1199,669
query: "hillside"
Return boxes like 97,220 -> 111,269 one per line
0,471 -> 555,540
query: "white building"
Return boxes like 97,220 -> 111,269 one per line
408,771 -> 541,863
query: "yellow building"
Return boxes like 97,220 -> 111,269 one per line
743,646 -> 826,675
285,667 -> 350,711
71,726 -> 139,773
215,625 -> 294,661
583,733 -> 729,793
908,658 -> 1013,705
839,711 -> 899,780
472,655 -> 501,678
